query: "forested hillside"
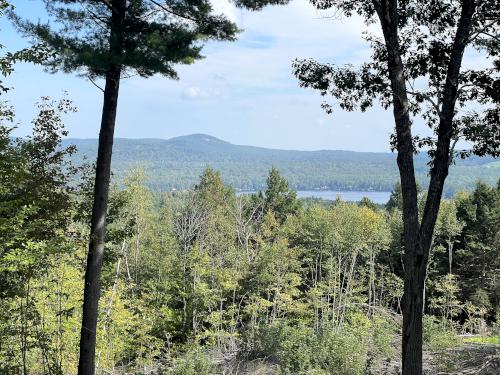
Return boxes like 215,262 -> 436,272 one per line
2,0 -> 499,374
1,120 -> 499,374
65,135 -> 499,194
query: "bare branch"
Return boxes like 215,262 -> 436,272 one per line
87,76 -> 104,92
147,0 -> 198,23
406,90 -> 442,117
467,17 -> 500,43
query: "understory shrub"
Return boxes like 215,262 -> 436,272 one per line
162,348 -> 217,375
423,316 -> 461,353
243,313 -> 396,375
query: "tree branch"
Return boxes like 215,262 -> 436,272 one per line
467,17 -> 500,43
406,90 -> 442,117
147,0 -> 198,23
418,0 -> 478,259
88,76 -> 104,92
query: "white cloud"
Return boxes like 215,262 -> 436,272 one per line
5,0 -> 397,151
211,0 -> 240,24
182,86 -> 222,99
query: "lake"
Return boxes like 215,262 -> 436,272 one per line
296,190 -> 391,204
238,190 -> 392,204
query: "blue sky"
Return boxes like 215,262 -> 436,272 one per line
0,0 -> 459,151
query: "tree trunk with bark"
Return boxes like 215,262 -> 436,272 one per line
373,1 -> 477,374
78,67 -> 121,375
78,2 -> 126,374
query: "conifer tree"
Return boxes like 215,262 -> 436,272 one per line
264,167 -> 300,224
11,1 -> 242,373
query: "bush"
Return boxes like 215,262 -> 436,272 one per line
244,316 -> 391,375
370,314 -> 396,358
423,316 -> 461,353
423,316 -> 462,372
312,328 -> 368,375
163,349 -> 217,375
244,323 -> 316,372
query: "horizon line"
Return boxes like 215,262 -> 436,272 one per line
60,133 -> 404,155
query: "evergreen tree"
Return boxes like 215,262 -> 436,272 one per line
195,166 -> 234,210
359,196 -> 379,211
263,167 -> 300,224
11,2 -> 239,373
455,182 -> 500,317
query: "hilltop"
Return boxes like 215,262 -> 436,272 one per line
64,134 -> 499,194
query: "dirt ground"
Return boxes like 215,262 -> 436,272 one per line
369,341 -> 500,375
431,343 -> 500,375
224,342 -> 500,374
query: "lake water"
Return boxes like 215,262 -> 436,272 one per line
238,190 -> 391,204
295,190 -> 391,204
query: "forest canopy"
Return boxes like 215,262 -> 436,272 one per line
1,0 -> 498,373
1,111 -> 498,373
65,135 -> 499,194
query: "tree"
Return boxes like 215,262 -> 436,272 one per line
386,183 -> 403,212
358,196 -> 378,211
194,166 -> 234,211
434,199 -> 463,274
293,1 -> 499,373
263,167 -> 300,224
455,181 -> 500,317
11,2 -> 239,373
0,98 -> 77,299
0,98 -> 79,373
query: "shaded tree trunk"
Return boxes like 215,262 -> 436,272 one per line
373,1 -> 477,374
78,66 -> 121,375
448,240 -> 453,274
78,3 -> 126,374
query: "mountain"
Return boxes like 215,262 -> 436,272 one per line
64,134 -> 499,194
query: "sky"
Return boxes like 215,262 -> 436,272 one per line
0,0 -> 471,151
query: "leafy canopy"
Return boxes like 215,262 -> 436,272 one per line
263,167 -> 300,224
0,98 -> 79,298
11,0 -> 241,79
293,0 -> 499,158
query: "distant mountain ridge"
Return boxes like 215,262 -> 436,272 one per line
64,134 -> 499,194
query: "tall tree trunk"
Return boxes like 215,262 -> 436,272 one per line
78,67 -> 121,375
448,241 -> 453,274
373,1 -> 477,374
376,2 -> 421,369
78,1 -> 125,373
401,251 -> 426,375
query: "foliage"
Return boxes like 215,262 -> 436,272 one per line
3,1 -> 497,373
423,316 -> 461,355
247,322 -> 365,375
293,2 -> 499,372
0,1 -> 50,94
0,98 -> 78,298
0,98 -> 80,373
463,335 -> 500,345
163,348 -> 217,375
455,182 -> 500,319
293,0 -> 499,160
11,1 -> 239,80
262,167 -> 300,223
0,152 -> 497,372
66,135 -> 499,194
